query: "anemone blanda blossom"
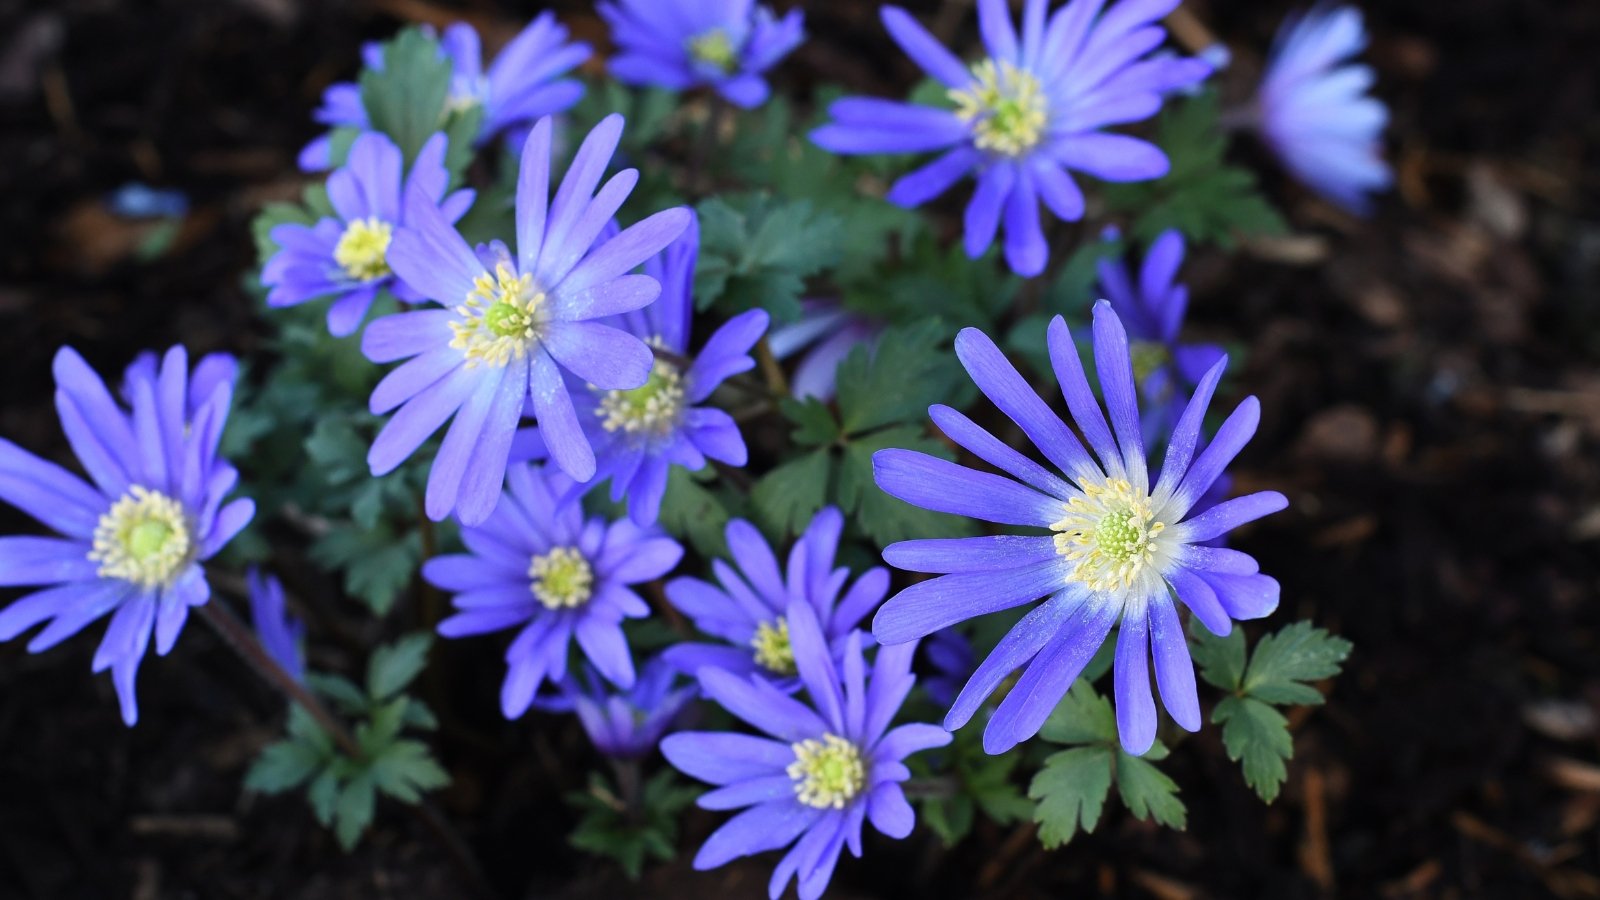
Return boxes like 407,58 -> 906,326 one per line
662,604 -> 950,900
559,213 -> 769,526
247,567 -> 305,683
811,0 -> 1211,277
766,300 -> 881,402
264,132 -> 474,337
0,347 -> 254,725
872,303 -> 1287,755
1096,227 -> 1223,445
547,656 -> 698,759
428,463 -> 683,718
664,507 -> 886,686
299,15 -> 591,170
1255,5 -> 1391,214
599,0 -> 805,109
362,114 -> 691,525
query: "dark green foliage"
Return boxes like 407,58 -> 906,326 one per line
245,635 -> 447,850
695,193 -> 843,325
1190,620 -> 1353,802
1028,683 -> 1185,849
566,769 -> 700,879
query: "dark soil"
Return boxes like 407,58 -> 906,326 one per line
2,0 -> 1599,898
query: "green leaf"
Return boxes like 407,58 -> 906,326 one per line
1039,681 -> 1117,745
244,740 -> 325,794
370,739 -> 451,804
694,194 -> 842,324
334,774 -> 377,850
1101,90 -> 1287,248
307,673 -> 370,716
357,696 -> 410,755
781,397 -> 840,448
360,28 -> 452,167
1188,621 -> 1247,692
751,449 -> 832,536
1241,621 -> 1353,706
566,769 -> 696,879
309,523 -> 421,616
1116,749 -> 1186,829
834,321 -> 962,435
1028,746 -> 1113,849
1214,695 -> 1293,803
367,633 -> 433,700
308,768 -> 341,827
657,468 -> 735,558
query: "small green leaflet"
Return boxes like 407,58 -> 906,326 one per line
1190,620 -> 1352,803
1028,682 -> 1186,849
694,193 -> 843,324
566,769 -> 699,879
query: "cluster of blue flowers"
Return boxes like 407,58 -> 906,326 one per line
0,1 -> 1387,894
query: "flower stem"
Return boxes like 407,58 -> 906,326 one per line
199,599 -> 362,759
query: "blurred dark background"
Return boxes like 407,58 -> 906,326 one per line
1,0 -> 1599,897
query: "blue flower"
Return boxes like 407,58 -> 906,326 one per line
766,299 -> 881,402
599,0 -> 805,109
363,114 -> 692,525
428,463 -> 684,718
264,131 -> 474,337
1096,228 -> 1224,444
0,347 -> 254,725
662,603 -> 950,900
872,304 -> 1287,755
300,16 -> 591,170
552,213 -> 769,525
811,0 -> 1211,276
555,656 -> 699,759
247,567 -> 305,683
1256,5 -> 1391,214
664,507 -> 886,686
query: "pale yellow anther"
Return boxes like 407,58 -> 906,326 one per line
334,217 -> 394,281
1051,477 -> 1167,593
90,487 -> 193,589
449,263 -> 547,368
528,546 -> 594,610
950,60 -> 1050,157
787,734 -> 865,809
750,617 -> 796,675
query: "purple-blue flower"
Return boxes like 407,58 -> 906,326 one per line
247,567 -> 305,683
767,299 -> 881,402
1096,227 -> 1224,444
664,507 -> 886,686
811,0 -> 1211,276
872,303 -> 1287,755
1255,5 -> 1391,214
362,114 -> 692,525
599,0 -> 805,109
300,16 -> 591,171
559,656 -> 698,759
662,603 -> 950,900
566,213 -> 769,525
264,131 -> 474,337
0,347 -> 254,725
428,462 -> 683,719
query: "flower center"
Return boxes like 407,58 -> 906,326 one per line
687,29 -> 738,73
333,216 -> 394,282
950,60 -> 1049,157
787,734 -> 866,810
450,263 -> 547,368
1129,341 -> 1173,385
528,546 -> 594,610
598,357 -> 686,436
750,617 -> 796,675
89,486 -> 193,589
1051,478 -> 1167,593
